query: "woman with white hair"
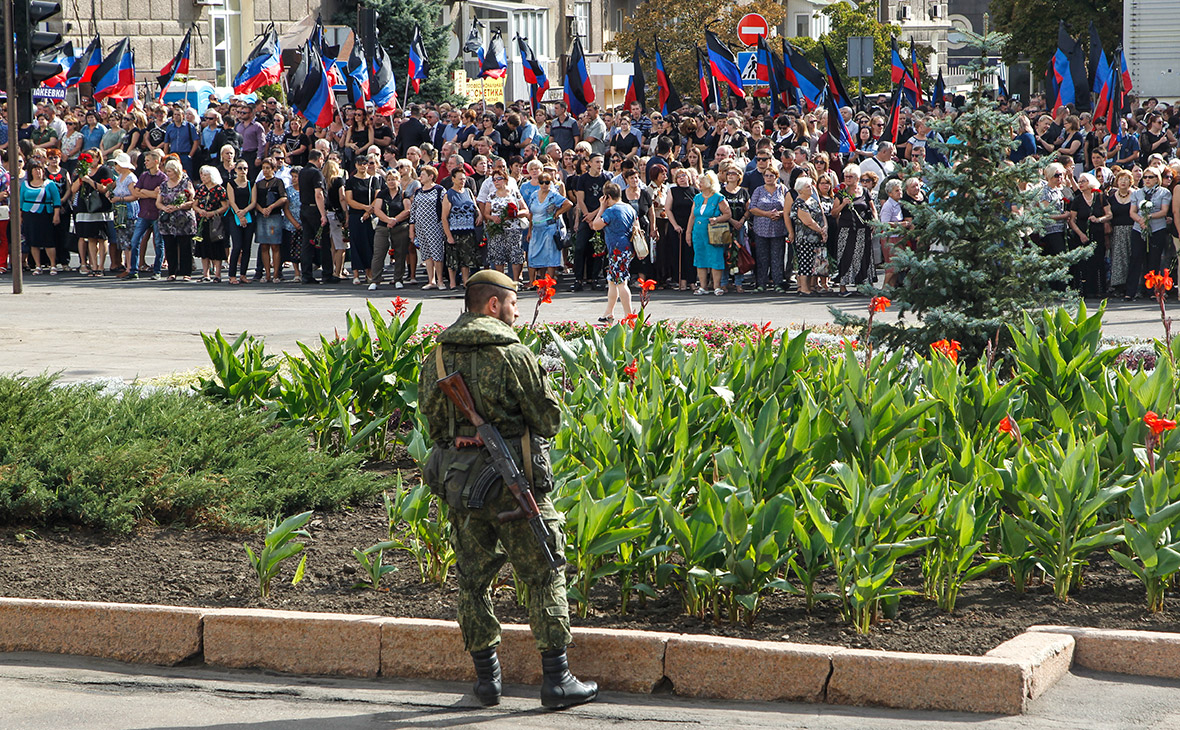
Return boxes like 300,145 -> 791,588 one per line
1039,163 -> 1071,262
878,178 -> 906,288
195,165 -> 230,281
832,163 -> 877,296
789,176 -> 825,296
686,170 -> 732,295
1129,165 -> 1173,299
1067,172 -> 1111,297
154,157 -> 197,281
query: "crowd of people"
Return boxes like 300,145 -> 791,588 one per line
3,87 -> 1180,314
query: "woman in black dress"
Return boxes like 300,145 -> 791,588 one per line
832,164 -> 876,295
667,167 -> 699,291
1067,173 -> 1112,298
1107,170 -> 1136,296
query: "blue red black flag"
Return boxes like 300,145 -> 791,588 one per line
654,37 -> 682,114
517,34 -> 549,108
291,38 -> 335,128
825,89 -> 856,157
345,40 -> 369,108
1088,21 -> 1105,94
822,43 -> 852,109
910,41 -> 923,107
233,25 -> 281,95
624,40 -> 646,111
705,29 -> 744,99
756,36 -> 782,113
479,28 -> 507,79
783,40 -> 824,110
157,28 -> 192,102
408,25 -> 429,92
368,45 -> 399,115
43,42 -> 74,88
1051,23 -> 1077,112
932,68 -> 945,107
769,39 -> 794,110
66,36 -> 102,87
883,83 -> 903,144
91,38 -> 136,103
891,38 -> 920,107
563,36 -> 594,114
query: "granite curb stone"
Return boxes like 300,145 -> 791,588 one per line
204,608 -> 384,677
664,634 -> 833,703
1028,624 -> 1180,679
0,597 -> 202,666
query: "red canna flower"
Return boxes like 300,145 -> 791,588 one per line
623,358 -> 638,381
754,321 -> 774,339
870,296 -> 891,313
1145,411 -> 1177,435
930,339 -> 962,363
998,416 -> 1014,434
621,313 -> 639,328
387,297 -> 408,318
539,286 -> 555,304
639,277 -> 657,292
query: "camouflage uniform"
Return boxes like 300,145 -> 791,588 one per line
419,311 -> 571,653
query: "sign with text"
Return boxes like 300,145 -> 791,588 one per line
453,69 -> 505,104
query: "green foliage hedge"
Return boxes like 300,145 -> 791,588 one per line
0,375 -> 380,534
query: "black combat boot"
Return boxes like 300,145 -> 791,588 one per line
471,648 -> 502,706
539,648 -> 598,709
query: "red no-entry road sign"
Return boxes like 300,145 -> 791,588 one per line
737,14 -> 769,47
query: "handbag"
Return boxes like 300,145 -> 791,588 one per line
630,215 -> 649,259
737,245 -> 755,275
707,220 -> 733,247
83,189 -> 105,214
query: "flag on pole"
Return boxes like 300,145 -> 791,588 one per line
756,36 -> 782,114
624,40 -> 646,110
291,37 -> 335,128
463,20 -> 484,55
478,28 -> 507,79
1088,21 -> 1105,94
932,69 -> 945,108
705,29 -> 744,99
768,39 -> 794,109
517,34 -> 549,108
345,41 -> 369,108
697,46 -> 718,110
232,26 -> 282,95
891,38 -> 920,107
369,45 -> 399,115
910,41 -> 923,107
882,84 -> 903,144
91,38 -> 136,102
43,42 -> 74,88
156,28 -> 192,101
654,37 -> 681,114
1051,22 -> 1078,112
563,36 -> 593,114
784,40 -> 824,110
825,89 -> 856,156
66,36 -> 103,87
822,43 -> 852,109
408,25 -> 429,92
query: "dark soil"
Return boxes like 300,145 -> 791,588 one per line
2,476 -> 1179,656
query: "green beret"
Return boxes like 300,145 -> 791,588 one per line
466,269 -> 518,291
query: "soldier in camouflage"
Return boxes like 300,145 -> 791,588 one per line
418,269 -> 598,710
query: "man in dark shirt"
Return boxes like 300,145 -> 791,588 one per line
571,153 -> 611,291
397,104 -> 430,156
495,112 -> 523,159
297,149 -> 338,284
645,136 -> 672,183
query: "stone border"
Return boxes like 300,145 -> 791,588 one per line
0,597 -> 1159,714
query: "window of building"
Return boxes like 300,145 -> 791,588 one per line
208,0 -> 242,88
575,1 -> 591,38
615,9 -> 624,32
794,13 -> 810,39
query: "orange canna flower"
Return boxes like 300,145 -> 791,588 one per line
998,416 -> 1014,434
621,313 -> 639,328
539,286 -> 555,304
1146,271 -> 1174,292
623,358 -> 638,381
930,339 -> 962,363
638,276 -> 657,292
870,296 -> 891,313
1145,411 -> 1178,435
533,275 -> 557,290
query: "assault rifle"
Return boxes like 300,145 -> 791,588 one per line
436,371 -> 565,570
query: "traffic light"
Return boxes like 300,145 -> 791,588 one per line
14,0 -> 63,122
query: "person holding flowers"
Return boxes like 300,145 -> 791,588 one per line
483,171 -> 530,282
1129,166 -> 1173,300
590,182 -> 637,323
109,153 -> 140,279
70,149 -> 116,276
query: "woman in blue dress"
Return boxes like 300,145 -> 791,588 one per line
527,171 -> 572,282
686,170 -> 732,295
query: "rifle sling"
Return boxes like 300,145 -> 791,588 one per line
435,343 -> 534,490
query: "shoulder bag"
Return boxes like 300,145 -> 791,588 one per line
630,212 -> 649,259
707,219 -> 732,247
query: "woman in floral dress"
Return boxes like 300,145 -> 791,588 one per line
483,172 -> 530,281
194,166 -> 230,282
155,158 -> 197,281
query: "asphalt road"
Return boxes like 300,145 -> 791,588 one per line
0,275 -> 1169,382
3,652 -> 1179,730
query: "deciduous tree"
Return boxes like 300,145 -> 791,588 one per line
990,0 -> 1122,76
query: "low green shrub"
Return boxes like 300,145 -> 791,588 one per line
0,375 -> 380,534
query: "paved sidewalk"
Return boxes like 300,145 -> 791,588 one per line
2,652 -> 1179,730
0,276 -> 1168,382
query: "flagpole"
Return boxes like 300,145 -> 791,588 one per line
402,72 -> 411,110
